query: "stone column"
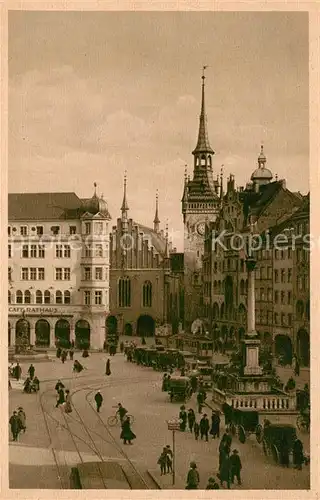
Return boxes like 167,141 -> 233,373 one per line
243,256 -> 262,376
30,323 -> 36,346
50,322 -> 55,347
246,257 -> 256,335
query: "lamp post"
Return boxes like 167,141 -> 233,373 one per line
166,418 -> 181,486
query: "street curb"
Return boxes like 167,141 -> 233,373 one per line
146,470 -> 162,489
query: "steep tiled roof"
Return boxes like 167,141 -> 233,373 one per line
9,192 -> 83,220
133,222 -> 168,257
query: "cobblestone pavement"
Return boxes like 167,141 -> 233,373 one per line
9,352 -> 310,490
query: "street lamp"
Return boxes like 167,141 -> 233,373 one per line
166,418 -> 182,486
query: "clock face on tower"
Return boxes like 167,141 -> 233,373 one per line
197,222 -> 206,236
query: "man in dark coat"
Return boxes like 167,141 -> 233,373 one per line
28,364 -> 35,380
14,362 -> 22,381
33,376 -> 40,392
190,375 -> 198,393
179,406 -> 187,431
120,341 -> 124,354
219,449 -> 231,489
117,403 -> 128,423
61,350 -> 67,363
9,411 -> 22,441
55,380 -> 65,393
165,445 -> 173,473
197,391 -> 205,414
293,438 -> 304,470
194,421 -> 200,440
206,477 -> 220,489
56,387 -> 65,408
120,416 -> 136,444
187,409 -> 196,432
185,462 -> 200,489
17,407 -> 26,433
200,413 -> 210,441
210,411 -> 221,439
94,391 -> 103,412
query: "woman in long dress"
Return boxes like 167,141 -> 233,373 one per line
105,359 -> 111,376
120,416 -> 136,445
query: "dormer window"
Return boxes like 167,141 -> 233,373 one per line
51,226 -> 60,235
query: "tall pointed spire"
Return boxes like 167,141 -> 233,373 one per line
121,171 -> 129,216
153,190 -> 160,233
220,166 -> 224,201
192,66 -> 214,155
164,222 -> 170,259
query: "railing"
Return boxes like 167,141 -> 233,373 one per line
212,388 -> 297,411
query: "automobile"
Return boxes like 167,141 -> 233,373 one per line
261,423 -> 297,464
168,376 -> 192,403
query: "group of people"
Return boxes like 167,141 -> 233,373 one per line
157,445 -> 173,475
185,462 -> 220,490
177,405 -> 220,441
23,364 -> 40,393
55,380 -> 72,413
9,407 -> 26,441
56,346 -> 74,362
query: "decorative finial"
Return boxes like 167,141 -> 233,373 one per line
275,173 -> 278,181
220,165 -> 224,178
94,182 -> 97,196
202,65 -> 208,82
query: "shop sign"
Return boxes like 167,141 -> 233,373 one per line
9,306 -> 60,314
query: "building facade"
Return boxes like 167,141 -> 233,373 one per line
202,147 -> 307,359
8,187 -> 111,349
109,178 -> 184,338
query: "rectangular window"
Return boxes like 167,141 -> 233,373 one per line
38,268 -> 45,280
274,291 -> 279,304
64,245 -> 71,258
288,291 -> 292,304
84,290 -> 91,305
69,226 -> 77,235
95,290 -> 102,305
281,313 -> 286,325
95,244 -> 103,257
8,244 -> 11,258
20,226 -> 28,236
30,245 -> 37,258
8,267 -> 12,281
85,245 -> 92,258
268,288 -> 272,301
288,313 -> 292,326
38,245 -> 45,258
55,268 -> 63,280
275,249 -> 279,259
281,291 -> 285,305
260,266 -> 265,279
21,267 -> 29,280
30,267 -> 37,280
51,226 -> 60,235
56,245 -> 63,258
22,245 -> 29,258
281,269 -> 285,283
84,267 -> 91,281
274,270 -> 279,283
267,311 -> 273,324
8,226 -> 11,236
64,268 -> 71,281
267,267 -> 272,279
85,222 -> 91,235
95,222 -> 103,235
288,247 -> 292,259
36,226 -> 44,236
274,313 -> 279,325
288,269 -> 292,283
95,267 -> 103,280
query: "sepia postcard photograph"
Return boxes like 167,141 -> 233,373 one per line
5,6 -> 314,494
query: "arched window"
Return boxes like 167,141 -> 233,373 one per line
24,290 -> 31,304
36,290 -> 43,304
213,280 -> 217,294
56,290 -> 63,304
142,280 -> 152,307
44,290 -> 51,304
118,277 -> 131,307
201,154 -> 206,166
64,290 -> 71,304
240,279 -> 245,295
8,290 -> 11,304
296,300 -> 304,320
16,290 -> 23,304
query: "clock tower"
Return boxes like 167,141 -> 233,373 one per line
182,69 -> 220,270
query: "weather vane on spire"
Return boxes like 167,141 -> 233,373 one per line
94,182 -> 97,195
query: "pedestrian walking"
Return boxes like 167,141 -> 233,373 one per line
197,391 -> 204,414
55,379 -> 65,393
230,449 -> 242,485
73,360 -> 84,373
293,438 -> 304,470
64,390 -> 72,413
179,405 -> 187,431
117,403 -> 128,424
27,364 -> 35,380
206,477 -> 220,489
162,373 -> 168,391
69,348 -> 74,361
219,435 -> 231,469
187,408 -> 196,432
190,375 -> 197,393
200,413 -> 210,441
61,350 -> 67,363
165,445 -> 173,473
120,416 -> 136,445
23,377 -> 32,393
157,448 -> 167,475
9,411 -> 22,441
56,346 -> 62,358
94,390 -> 103,412
185,462 -> 200,490
194,421 -> 200,440
17,407 -> 26,433
33,376 -> 40,392
210,411 -> 220,439
219,450 -> 231,489
105,359 -> 111,376
56,387 -> 65,408
14,362 -> 22,381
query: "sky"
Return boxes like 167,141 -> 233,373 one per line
8,11 -> 309,250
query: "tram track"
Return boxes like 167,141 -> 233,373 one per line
38,375 -> 157,489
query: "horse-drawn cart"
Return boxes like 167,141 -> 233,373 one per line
222,403 -> 261,444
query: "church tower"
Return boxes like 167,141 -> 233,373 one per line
182,69 -> 220,271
